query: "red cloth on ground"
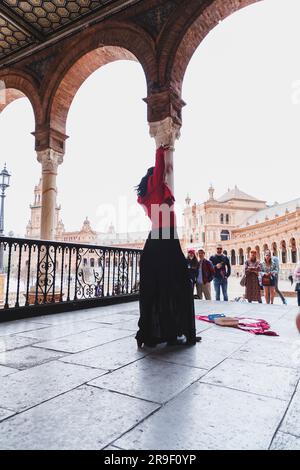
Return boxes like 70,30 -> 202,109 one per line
137,147 -> 176,229
196,315 -> 279,336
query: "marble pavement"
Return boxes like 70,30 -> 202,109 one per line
0,300 -> 299,450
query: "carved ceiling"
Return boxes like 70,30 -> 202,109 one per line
0,0 -> 138,61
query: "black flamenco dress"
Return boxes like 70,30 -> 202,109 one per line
136,147 -> 197,346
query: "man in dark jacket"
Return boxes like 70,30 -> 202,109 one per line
196,249 -> 215,300
210,244 -> 231,301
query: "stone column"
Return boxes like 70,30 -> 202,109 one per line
37,149 -> 63,240
148,116 -> 181,193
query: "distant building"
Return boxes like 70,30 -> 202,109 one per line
26,179 -> 146,249
183,185 -> 300,277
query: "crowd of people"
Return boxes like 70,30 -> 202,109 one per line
186,244 -> 300,306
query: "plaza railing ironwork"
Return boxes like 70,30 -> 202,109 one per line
0,236 -> 141,321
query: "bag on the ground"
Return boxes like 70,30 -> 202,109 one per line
214,317 -> 239,327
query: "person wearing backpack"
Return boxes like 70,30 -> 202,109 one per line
196,249 -> 215,300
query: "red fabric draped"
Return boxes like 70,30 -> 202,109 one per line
196,315 -> 279,336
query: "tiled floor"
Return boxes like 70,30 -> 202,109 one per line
0,300 -> 299,450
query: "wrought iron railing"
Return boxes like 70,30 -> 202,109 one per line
0,236 -> 141,319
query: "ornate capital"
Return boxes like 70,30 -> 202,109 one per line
37,149 -> 63,174
149,116 -> 181,150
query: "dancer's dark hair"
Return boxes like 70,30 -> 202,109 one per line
135,167 -> 154,198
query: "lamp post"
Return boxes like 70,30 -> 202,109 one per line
0,164 -> 11,273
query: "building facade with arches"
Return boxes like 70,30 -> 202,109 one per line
183,186 -> 300,278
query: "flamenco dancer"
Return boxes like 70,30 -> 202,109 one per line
135,144 -> 201,348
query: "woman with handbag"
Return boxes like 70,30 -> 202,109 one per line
294,262 -> 300,306
260,250 -> 278,304
244,249 -> 262,303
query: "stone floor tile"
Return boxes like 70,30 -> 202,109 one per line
270,432 -> 300,450
197,324 -> 251,344
114,382 -> 288,450
0,408 -> 16,422
0,321 -> 48,337
0,385 -> 159,450
0,346 -> 66,370
280,389 -> 300,437
34,328 -> 133,353
232,338 -> 300,369
201,358 -> 299,400
90,313 -> 140,325
150,338 -> 241,370
17,320 -> 103,341
88,357 -> 206,404
0,335 -> 38,353
0,361 -> 105,412
0,364 -> 19,377
60,336 -> 149,370
102,318 -> 139,332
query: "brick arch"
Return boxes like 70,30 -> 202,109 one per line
44,22 -> 156,134
164,0 -> 262,94
0,70 -> 42,124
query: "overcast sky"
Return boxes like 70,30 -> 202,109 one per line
1,0 -> 300,237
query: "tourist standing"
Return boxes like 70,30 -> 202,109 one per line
196,249 -> 215,300
135,145 -> 200,347
294,262 -> 300,307
260,250 -> 278,304
244,249 -> 262,303
210,244 -> 231,301
186,249 -> 199,296
272,255 -> 287,305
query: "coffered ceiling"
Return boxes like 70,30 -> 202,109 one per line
0,1 -> 139,61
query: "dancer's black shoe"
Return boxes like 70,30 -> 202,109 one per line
185,336 -> 202,345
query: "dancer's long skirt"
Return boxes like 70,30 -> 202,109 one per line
136,229 -> 196,345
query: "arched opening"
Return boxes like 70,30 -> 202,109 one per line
169,0 -> 263,95
220,229 -> 230,241
226,214 -> 230,224
272,242 -> 278,257
255,245 -> 261,260
247,247 -> 251,259
231,249 -> 236,266
263,244 -> 269,255
0,84 -> 39,236
220,213 -> 224,224
281,240 -> 287,264
173,1 -> 300,213
239,248 -> 244,266
47,44 -> 151,240
48,46 -> 143,135
290,237 -> 297,264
